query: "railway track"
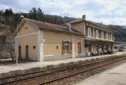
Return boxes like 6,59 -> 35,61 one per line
0,55 -> 125,85
42,55 -> 126,85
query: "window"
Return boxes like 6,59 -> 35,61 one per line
33,46 -> 36,49
101,31 -> 104,39
110,33 -> 113,40
106,33 -> 108,40
62,41 -> 72,54
91,28 -> 93,37
85,26 -> 88,36
94,28 -> 96,37
64,41 -> 70,54
88,27 -> 92,37
104,32 -> 106,39
56,46 -> 58,49
96,30 -> 99,38
112,34 -> 114,40
108,33 -> 110,40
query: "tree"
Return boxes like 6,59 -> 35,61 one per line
37,8 -> 44,15
4,9 -> 13,17
0,10 -> 3,16
29,7 -> 38,20
37,8 -> 44,21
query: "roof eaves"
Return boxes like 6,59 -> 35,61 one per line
14,19 -> 27,36
25,18 -> 40,30
68,19 -> 84,24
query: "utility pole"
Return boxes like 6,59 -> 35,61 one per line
15,15 -> 24,65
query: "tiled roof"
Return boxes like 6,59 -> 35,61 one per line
26,18 -> 83,36
68,19 -> 84,24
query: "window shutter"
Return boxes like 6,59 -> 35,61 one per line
80,42 -> 81,53
78,42 -> 81,53
78,42 -> 79,53
62,41 -> 64,55
70,41 -> 72,54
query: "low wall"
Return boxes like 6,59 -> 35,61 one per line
0,54 -> 126,85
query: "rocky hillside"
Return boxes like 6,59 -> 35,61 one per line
108,25 -> 126,42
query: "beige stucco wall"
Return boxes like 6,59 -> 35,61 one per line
43,31 -> 85,57
72,22 -> 85,33
18,22 -> 39,61
18,22 -> 38,36
19,34 -> 38,60
43,31 -> 72,56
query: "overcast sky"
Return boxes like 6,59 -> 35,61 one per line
0,0 -> 126,25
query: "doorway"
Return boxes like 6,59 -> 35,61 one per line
25,45 -> 29,60
18,46 -> 21,59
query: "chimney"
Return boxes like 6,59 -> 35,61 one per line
82,15 -> 86,20
66,23 -> 71,32
20,15 -> 24,19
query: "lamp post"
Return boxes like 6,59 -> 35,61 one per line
15,15 -> 24,65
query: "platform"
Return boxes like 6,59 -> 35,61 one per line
0,52 -> 125,74
74,56 -> 126,85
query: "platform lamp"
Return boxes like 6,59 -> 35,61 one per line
15,15 -> 24,65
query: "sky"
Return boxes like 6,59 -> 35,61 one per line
0,0 -> 126,25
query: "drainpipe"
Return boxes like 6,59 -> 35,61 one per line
84,22 -> 86,57
38,30 -> 44,62
15,36 -> 18,64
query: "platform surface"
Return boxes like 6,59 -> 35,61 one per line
74,54 -> 126,85
0,52 -> 125,74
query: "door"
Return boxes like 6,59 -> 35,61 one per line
96,44 -> 99,53
89,44 -> 91,53
25,45 -> 29,60
106,44 -> 109,52
18,46 -> 21,59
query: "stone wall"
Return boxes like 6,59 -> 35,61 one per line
0,36 -> 15,59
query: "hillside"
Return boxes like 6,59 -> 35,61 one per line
108,25 -> 126,42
